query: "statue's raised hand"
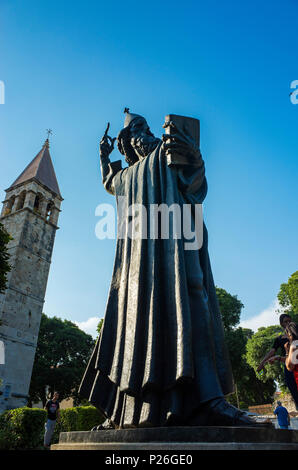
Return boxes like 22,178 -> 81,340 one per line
100,123 -> 116,160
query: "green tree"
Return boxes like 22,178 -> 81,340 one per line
216,287 -> 276,408
216,287 -> 243,331
277,271 -> 298,322
96,318 -> 104,336
227,327 -> 275,407
28,314 -> 95,406
244,271 -> 298,395
246,325 -> 285,388
0,223 -> 12,294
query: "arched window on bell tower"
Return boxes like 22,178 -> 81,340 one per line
16,190 -> 26,211
4,195 -> 16,215
46,201 -> 54,222
33,192 -> 43,214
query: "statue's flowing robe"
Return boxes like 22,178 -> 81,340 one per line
79,143 -> 234,427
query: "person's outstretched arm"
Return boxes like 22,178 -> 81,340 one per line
257,348 -> 276,372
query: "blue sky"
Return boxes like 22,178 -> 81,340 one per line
0,0 -> 297,337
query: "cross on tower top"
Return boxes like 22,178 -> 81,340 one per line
46,129 -> 53,139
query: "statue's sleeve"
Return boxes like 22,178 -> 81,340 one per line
100,158 -> 123,195
168,150 -> 207,198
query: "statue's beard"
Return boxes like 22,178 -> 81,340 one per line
131,135 -> 161,160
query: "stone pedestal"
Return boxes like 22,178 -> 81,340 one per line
51,426 -> 298,450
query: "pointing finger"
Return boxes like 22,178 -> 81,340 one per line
104,122 -> 110,136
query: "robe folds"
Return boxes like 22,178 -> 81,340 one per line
79,143 -> 234,428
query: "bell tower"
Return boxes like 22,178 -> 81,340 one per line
0,138 -> 62,412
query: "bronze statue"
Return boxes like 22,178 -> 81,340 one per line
79,110 -> 268,428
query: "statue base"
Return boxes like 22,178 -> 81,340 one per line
51,426 -> 298,450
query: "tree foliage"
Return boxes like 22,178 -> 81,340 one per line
0,223 -> 12,294
97,318 -> 103,336
29,314 -> 95,406
244,271 -> 298,394
216,287 -> 276,408
216,287 -> 243,331
277,271 -> 298,322
246,325 -> 286,388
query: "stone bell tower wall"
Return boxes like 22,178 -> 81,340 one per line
0,145 -> 62,412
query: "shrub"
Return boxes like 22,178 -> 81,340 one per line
0,423 -> 19,450
76,406 -> 105,431
0,405 -> 104,449
0,407 -> 46,450
52,406 -> 105,443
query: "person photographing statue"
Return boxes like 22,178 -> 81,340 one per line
44,391 -> 60,448
79,109 -> 270,428
284,322 -> 298,391
257,314 -> 298,410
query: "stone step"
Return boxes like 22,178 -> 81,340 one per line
51,441 -> 298,451
51,426 -> 298,451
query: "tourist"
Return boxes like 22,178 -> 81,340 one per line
44,391 -> 60,449
274,401 -> 290,429
257,314 -> 298,410
284,322 -> 298,389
